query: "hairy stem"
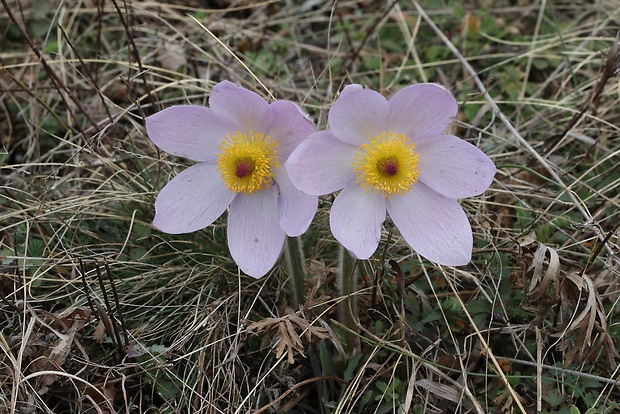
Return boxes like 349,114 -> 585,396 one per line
338,246 -> 358,353
284,236 -> 306,310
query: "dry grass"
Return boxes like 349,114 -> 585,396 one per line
1,0 -> 619,413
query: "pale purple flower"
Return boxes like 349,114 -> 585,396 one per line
146,80 -> 317,278
286,84 -> 495,265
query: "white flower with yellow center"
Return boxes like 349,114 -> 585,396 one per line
286,83 -> 496,265
146,80 -> 317,278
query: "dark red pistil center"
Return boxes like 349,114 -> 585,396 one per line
235,158 -> 255,178
379,158 -> 398,176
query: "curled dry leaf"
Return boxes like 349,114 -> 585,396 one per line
32,322 -> 80,392
556,272 -> 617,366
47,323 -> 78,368
527,242 -> 560,301
560,273 -> 602,344
521,241 -> 617,367
23,306 -> 92,394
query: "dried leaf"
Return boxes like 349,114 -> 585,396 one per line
246,317 -> 278,333
276,325 -> 296,365
157,41 -> 187,72
246,313 -> 332,365
415,379 -> 461,403
93,319 -> 106,344
83,383 -> 116,414
33,322 -> 80,391
288,315 -> 310,332
56,306 -> 91,330
527,242 -> 560,300
555,272 -> 611,366
47,324 -> 77,368
284,319 -> 304,351
561,273 -> 598,342
461,12 -> 480,35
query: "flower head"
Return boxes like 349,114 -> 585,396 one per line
286,84 -> 496,265
146,80 -> 317,278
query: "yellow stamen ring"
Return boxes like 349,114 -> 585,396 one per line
217,131 -> 280,194
353,131 -> 420,197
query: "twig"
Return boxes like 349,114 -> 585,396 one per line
104,260 -> 130,346
95,261 -> 125,360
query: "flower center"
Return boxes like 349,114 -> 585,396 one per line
352,131 -> 420,197
217,131 -> 279,194
234,158 -> 255,178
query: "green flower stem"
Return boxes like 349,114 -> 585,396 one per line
338,245 -> 358,353
284,236 -> 305,310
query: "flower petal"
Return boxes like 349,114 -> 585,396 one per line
275,167 -> 318,237
387,182 -> 472,266
417,134 -> 496,198
286,131 -> 357,195
263,100 -> 316,159
146,106 -> 238,162
328,85 -> 388,146
153,163 -> 235,233
209,80 -> 271,132
330,184 -> 386,259
228,186 -> 286,278
338,83 -> 364,99
387,83 -> 458,141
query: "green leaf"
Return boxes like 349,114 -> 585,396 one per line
375,380 -> 388,393
442,297 -> 460,312
155,377 -> 180,400
420,310 -> 441,324
542,389 -> 564,407
359,391 -> 373,410
319,340 -> 335,377
343,352 -> 365,382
